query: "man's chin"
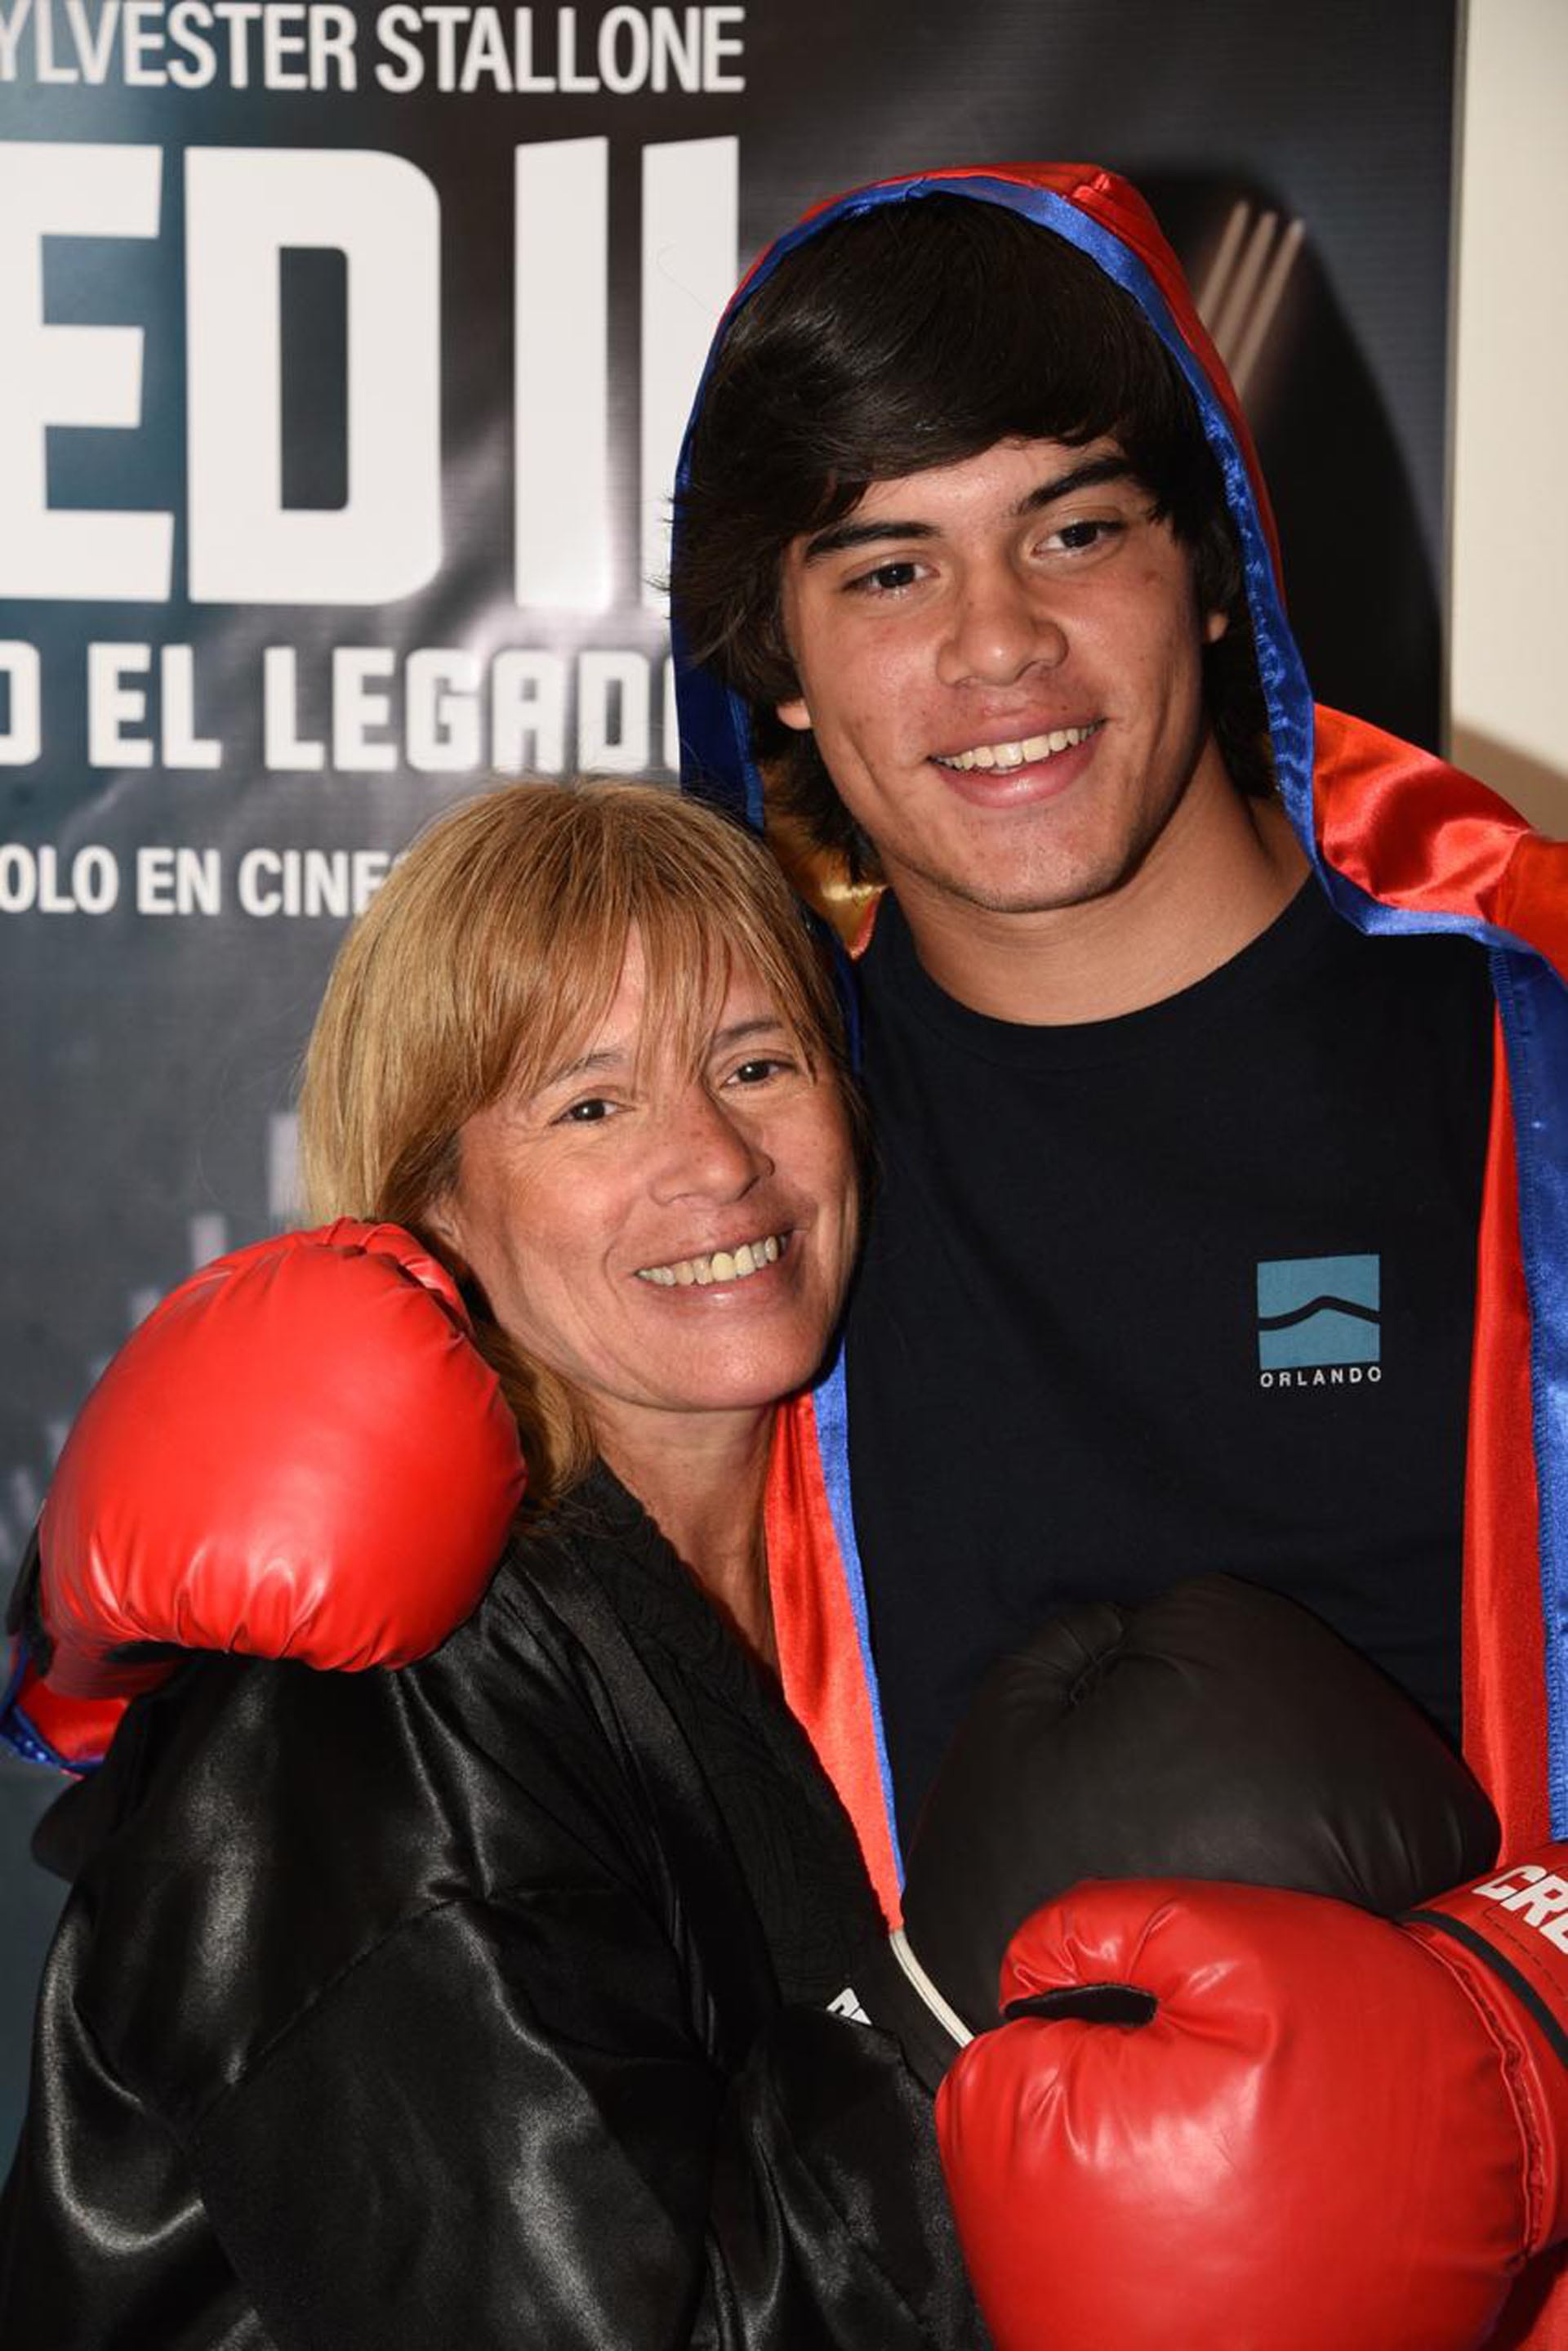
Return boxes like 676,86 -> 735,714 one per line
893,850 -> 1141,923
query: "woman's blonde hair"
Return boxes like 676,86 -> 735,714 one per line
299,778 -> 850,1501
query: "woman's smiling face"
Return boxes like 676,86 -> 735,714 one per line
431,926 -> 859,1459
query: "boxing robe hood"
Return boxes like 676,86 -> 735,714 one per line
670,165 -> 1568,1907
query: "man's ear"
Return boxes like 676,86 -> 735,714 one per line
775,694 -> 813,734
1203,607 -> 1230,645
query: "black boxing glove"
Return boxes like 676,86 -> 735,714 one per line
843,1573 -> 1499,2087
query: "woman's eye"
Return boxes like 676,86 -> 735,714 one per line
555,1096 -> 618,1125
726,1057 -> 791,1087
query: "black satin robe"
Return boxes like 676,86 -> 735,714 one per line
0,1469 -> 982,2349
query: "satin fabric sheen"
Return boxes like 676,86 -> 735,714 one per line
1308,705 -> 1568,1906
765,1397 -> 902,1924
0,1471 -> 980,2349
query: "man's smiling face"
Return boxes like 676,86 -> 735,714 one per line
776,434 -> 1231,923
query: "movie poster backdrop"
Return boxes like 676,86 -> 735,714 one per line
1,0 -> 1458,2151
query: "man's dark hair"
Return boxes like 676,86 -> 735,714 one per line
673,195 -> 1272,877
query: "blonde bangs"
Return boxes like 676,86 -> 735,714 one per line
599,803 -> 838,1100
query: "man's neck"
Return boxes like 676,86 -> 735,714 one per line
891,774 -> 1310,1028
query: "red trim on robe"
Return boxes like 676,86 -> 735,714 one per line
1310,702 -> 1568,1863
1463,1030 -> 1551,1853
764,1394 -> 903,1926
8,1652 -> 127,1773
1314,704 -> 1568,968
1317,705 -> 1566,2351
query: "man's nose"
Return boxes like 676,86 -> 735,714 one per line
650,1090 -> 772,1202
937,562 -> 1067,688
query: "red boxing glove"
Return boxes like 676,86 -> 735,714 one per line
937,1848 -> 1568,2351
33,1220 -> 524,1715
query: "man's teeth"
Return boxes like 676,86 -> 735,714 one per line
937,723 -> 1098,772
636,1233 -> 785,1288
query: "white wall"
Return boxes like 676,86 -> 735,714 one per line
1450,0 -> 1568,834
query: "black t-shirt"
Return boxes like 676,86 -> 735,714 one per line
845,882 -> 1494,1838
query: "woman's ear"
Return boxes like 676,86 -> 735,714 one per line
423,1194 -> 465,1258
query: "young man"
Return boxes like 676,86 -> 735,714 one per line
670,165 -> 1568,1869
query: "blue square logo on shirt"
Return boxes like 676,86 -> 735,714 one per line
1256,1255 -> 1380,1370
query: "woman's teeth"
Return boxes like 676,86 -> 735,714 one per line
937,722 -> 1098,772
636,1233 -> 784,1287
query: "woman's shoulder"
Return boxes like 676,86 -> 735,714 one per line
56,1514 -> 660,2121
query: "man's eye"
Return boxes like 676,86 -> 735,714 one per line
848,559 -> 924,596
1046,519 -> 1123,554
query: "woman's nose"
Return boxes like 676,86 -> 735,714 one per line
937,565 -> 1068,688
650,1091 -> 772,1202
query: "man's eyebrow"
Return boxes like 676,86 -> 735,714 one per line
1014,454 -> 1138,515
800,454 -> 1141,564
800,515 -> 940,564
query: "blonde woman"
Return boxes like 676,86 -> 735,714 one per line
1,782 -> 982,2351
